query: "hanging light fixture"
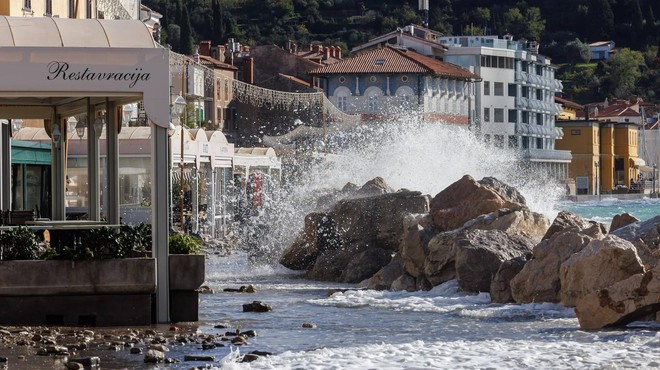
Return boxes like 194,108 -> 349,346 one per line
167,121 -> 177,137
94,113 -> 105,138
75,116 -> 87,139
51,124 -> 62,148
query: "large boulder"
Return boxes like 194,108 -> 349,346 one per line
340,248 -> 393,283
358,253 -> 404,290
542,211 -> 607,241
454,229 -> 535,293
612,215 -> 660,269
429,175 -> 526,232
400,214 -> 436,279
490,255 -> 530,303
423,231 -> 459,286
559,235 -> 644,307
279,212 -> 335,270
575,264 -> 660,330
510,223 -> 606,303
609,213 -> 640,232
462,207 -> 550,243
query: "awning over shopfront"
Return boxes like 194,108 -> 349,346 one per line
0,16 -> 172,323
11,140 -> 51,165
631,157 -> 647,168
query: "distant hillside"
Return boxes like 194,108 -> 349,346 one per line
145,0 -> 660,104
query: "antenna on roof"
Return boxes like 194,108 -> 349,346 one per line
418,0 -> 429,28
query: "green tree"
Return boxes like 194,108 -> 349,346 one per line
179,4 -> 194,55
428,0 -> 455,35
587,0 -> 614,41
604,48 -> 646,98
565,38 -> 591,64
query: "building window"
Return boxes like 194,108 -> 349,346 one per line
536,113 -> 543,125
522,86 -> 529,98
401,75 -> 408,82
508,109 -> 517,123
484,81 -> 490,95
368,92 -> 379,112
494,108 -> 504,123
522,111 -> 529,123
370,76 -> 377,82
508,136 -> 519,148
494,135 -> 504,148
68,0 -> 75,17
571,129 -> 581,135
536,137 -> 543,149
536,89 -> 543,100
508,84 -> 517,97
494,82 -> 504,96
86,0 -> 92,18
337,93 -> 348,112
23,0 -> 31,10
522,136 -> 529,149
536,64 -> 543,75
483,108 -> 490,122
484,134 -> 491,144
339,76 -> 346,83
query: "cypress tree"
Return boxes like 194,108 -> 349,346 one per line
180,3 -> 194,55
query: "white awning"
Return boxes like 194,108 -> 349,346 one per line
632,157 -> 646,167
0,16 -> 169,128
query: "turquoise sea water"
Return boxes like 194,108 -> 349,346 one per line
558,197 -> 660,225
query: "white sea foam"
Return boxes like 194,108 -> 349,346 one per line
213,334 -> 660,369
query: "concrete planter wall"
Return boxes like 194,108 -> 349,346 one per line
169,254 -> 205,323
0,255 -> 207,325
0,258 -> 156,326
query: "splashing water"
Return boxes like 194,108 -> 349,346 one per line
241,119 -> 565,263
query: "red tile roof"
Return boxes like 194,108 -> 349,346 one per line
308,46 -> 478,80
597,104 -> 641,118
198,55 -> 238,70
555,96 -> 584,110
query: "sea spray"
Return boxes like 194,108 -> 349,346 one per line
238,118 -> 565,264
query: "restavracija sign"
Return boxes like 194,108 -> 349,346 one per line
46,61 -> 151,88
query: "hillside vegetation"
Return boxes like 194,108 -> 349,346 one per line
144,0 -> 659,104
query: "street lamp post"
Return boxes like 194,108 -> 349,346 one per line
653,163 -> 657,198
172,95 -> 186,232
594,161 -> 599,197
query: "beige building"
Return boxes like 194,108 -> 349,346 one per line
0,0 -> 96,18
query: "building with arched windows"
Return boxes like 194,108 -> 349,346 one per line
308,45 -> 480,124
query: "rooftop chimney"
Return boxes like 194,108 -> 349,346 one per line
199,41 -> 211,56
324,47 -> 331,61
243,57 -> 254,85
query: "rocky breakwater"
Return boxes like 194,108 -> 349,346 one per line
280,175 -> 660,330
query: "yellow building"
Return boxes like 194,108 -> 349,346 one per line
0,0 -> 97,18
555,96 -> 584,121
556,120 -> 644,195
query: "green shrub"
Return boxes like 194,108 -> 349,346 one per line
169,233 -> 202,254
0,226 -> 42,260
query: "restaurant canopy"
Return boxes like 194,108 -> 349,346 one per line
0,16 -> 172,323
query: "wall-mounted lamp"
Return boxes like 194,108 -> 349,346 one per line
94,114 -> 105,138
52,124 -> 62,148
123,105 -> 133,126
75,116 -> 87,139
10,119 -> 22,136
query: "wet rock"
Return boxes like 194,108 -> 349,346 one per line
575,264 -> 660,329
241,353 -> 260,363
340,248 -> 393,283
130,347 -> 143,354
144,349 -> 165,363
213,324 -> 229,329
240,330 -> 257,337
612,215 -> 660,269
198,285 -> 214,294
231,336 -> 247,345
542,211 -> 607,241
610,213 -> 640,232
511,223 -> 606,304
302,323 -> 316,328
490,255 -> 530,303
68,357 -> 100,367
560,235 -> 644,307
358,253 -> 405,290
184,355 -> 215,361
65,362 -> 83,370
400,214 -> 435,279
429,175 -> 526,232
242,301 -> 272,313
45,345 -> 69,355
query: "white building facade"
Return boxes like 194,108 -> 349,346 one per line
438,35 -> 571,178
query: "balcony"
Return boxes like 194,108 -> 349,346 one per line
522,148 -> 572,162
